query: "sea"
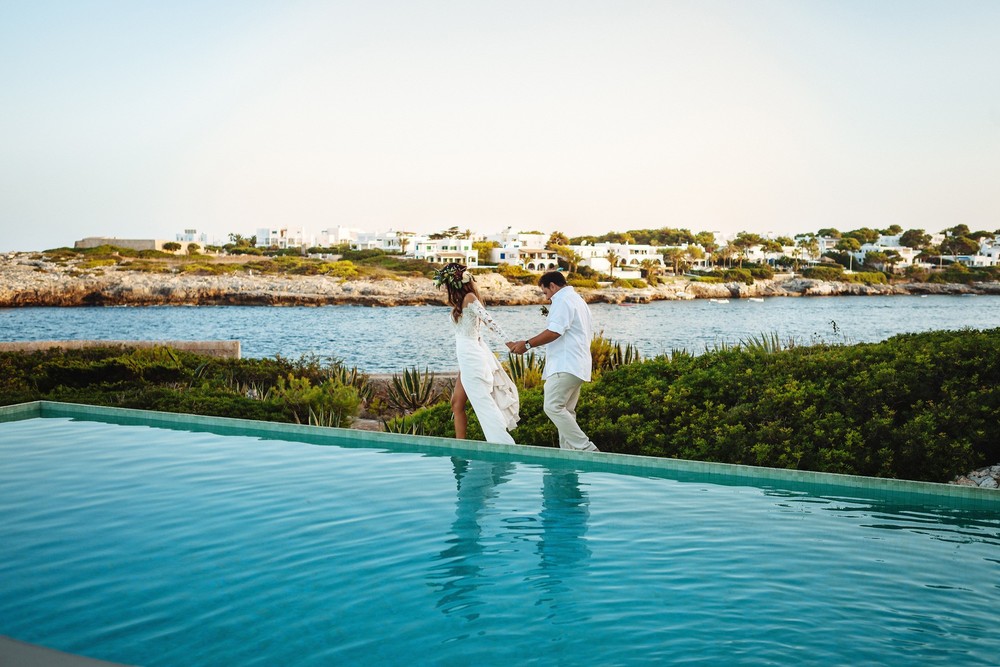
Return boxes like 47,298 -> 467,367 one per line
1,294 -> 999,373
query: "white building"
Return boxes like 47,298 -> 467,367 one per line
938,237 -> 999,268
348,229 -> 422,254
570,242 -> 664,279
175,229 -> 210,246
485,227 -> 552,269
256,227 -> 311,250
317,225 -> 364,247
412,237 -> 479,266
519,247 -> 559,272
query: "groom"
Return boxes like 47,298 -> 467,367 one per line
508,271 -> 599,452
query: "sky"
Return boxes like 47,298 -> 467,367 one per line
2,0 -> 999,252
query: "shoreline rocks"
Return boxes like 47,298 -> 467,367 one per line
2,252 -> 999,308
952,465 -> 1000,489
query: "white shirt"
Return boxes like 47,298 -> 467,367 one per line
543,285 -> 593,382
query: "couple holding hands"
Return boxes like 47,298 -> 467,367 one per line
435,263 -> 599,453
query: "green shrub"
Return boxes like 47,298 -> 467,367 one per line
802,265 -> 845,281
843,271 -> 887,285
612,278 -> 647,288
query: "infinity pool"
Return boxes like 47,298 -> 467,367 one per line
2,405 -> 999,666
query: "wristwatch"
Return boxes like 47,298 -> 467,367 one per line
524,340 -> 532,350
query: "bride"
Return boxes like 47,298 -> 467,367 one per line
434,263 -> 519,444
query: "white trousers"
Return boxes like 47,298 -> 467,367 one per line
543,372 -> 598,452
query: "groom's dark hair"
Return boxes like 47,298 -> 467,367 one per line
538,271 -> 566,288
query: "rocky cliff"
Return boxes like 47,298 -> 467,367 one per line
2,252 -> 998,307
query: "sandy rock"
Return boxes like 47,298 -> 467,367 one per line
2,252 -> 999,307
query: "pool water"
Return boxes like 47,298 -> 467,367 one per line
2,416 -> 999,666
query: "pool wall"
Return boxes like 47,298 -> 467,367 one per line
2,400 -> 997,509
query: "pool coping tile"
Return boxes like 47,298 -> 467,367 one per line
3,400 -> 998,508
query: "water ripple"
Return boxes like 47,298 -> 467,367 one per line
2,418 -> 999,666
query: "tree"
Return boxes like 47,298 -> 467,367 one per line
797,236 -> 820,267
943,224 -> 970,238
604,249 -> 621,279
940,236 -> 980,256
552,245 -> 582,274
187,243 -> 200,255
693,231 -> 717,252
881,224 -> 903,235
817,228 -> 841,238
864,250 -> 888,271
899,229 -> 931,250
430,226 -> 461,240
884,249 -> 903,274
714,245 -> 735,268
399,236 -> 411,256
547,231 -> 569,248
228,233 -> 256,248
834,236 -> 861,271
660,247 -> 686,274
731,233 -> 763,267
685,244 -> 705,267
163,242 -> 181,252
761,239 -> 784,265
844,227 -> 880,245
835,238 -> 861,271
472,241 -> 498,264
640,259 -> 663,285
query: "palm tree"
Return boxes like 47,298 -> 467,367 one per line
640,259 -> 662,285
553,245 -> 582,274
660,247 -> 686,274
605,249 -> 620,280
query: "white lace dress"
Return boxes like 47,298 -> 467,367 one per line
452,299 -> 520,444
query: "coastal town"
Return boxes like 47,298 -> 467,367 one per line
72,222 -> 1000,279
2,223 -> 997,308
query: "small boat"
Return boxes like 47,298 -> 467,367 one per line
748,297 -> 764,303
709,298 -> 730,304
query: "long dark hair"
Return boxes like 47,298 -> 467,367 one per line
445,279 -> 483,322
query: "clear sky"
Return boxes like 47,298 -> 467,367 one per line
2,0 -> 998,252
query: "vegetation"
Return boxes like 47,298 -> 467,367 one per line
384,366 -> 441,412
3,329 -> 998,482
385,329 -> 999,483
0,347 -> 368,427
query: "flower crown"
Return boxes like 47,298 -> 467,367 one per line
433,263 -> 473,290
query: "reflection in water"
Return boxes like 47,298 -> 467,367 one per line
429,458 -> 514,620
535,470 -> 591,618
429,459 -> 592,623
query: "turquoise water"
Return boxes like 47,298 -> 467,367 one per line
3,295 -> 1000,371
2,417 -> 999,665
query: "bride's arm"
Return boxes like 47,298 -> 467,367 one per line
468,299 -> 511,344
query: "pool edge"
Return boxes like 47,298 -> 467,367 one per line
10,400 -> 997,507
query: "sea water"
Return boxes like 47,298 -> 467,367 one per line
2,294 -> 999,372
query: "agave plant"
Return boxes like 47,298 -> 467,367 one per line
329,364 -> 374,404
591,333 -> 642,375
385,366 -> 440,413
381,414 -> 426,435
504,351 -> 545,389
738,332 -> 790,354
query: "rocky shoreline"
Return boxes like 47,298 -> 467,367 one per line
3,252 -> 1000,307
